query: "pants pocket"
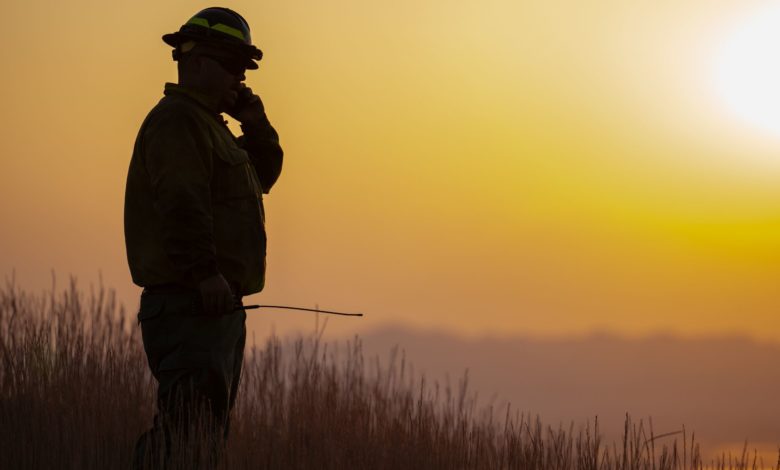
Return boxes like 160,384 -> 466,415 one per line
137,295 -> 166,324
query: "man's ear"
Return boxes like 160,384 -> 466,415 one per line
190,54 -> 202,73
194,55 -> 215,75
182,54 -> 205,76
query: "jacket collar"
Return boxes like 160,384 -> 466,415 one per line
164,83 -> 221,115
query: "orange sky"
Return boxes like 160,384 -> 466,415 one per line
1,0 -> 779,341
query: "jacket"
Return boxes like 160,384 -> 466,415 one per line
124,83 -> 283,295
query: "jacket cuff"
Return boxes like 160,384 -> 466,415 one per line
240,115 -> 277,142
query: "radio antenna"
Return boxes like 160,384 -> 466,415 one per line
234,304 -> 363,317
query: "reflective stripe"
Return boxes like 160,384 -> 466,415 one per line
187,17 -> 210,28
186,16 -> 246,41
211,23 -> 246,41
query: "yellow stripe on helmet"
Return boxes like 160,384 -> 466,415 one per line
186,17 -> 246,41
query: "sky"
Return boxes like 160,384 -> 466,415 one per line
1,0 -> 779,342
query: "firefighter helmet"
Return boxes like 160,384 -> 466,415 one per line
163,7 -> 262,69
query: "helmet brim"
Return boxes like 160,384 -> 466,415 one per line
162,32 -> 183,48
163,32 -> 261,70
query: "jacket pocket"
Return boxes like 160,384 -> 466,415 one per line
212,147 -> 260,202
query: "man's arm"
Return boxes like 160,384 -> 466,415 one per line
228,85 -> 283,193
144,108 -> 235,314
239,116 -> 283,193
144,109 -> 218,285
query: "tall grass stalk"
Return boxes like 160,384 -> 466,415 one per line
0,277 -> 777,469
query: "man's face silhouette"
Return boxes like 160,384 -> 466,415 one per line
182,47 -> 247,112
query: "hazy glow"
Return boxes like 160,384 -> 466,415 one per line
715,5 -> 780,138
0,0 -> 779,342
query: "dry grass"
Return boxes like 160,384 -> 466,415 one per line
1,276 -> 778,469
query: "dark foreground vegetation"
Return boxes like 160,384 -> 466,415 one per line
0,278 -> 777,469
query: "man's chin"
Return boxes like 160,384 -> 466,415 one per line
222,90 -> 239,109
221,97 -> 238,114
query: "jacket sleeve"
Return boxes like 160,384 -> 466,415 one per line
239,115 -> 283,194
143,108 -> 219,284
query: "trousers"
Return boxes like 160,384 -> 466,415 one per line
132,290 -> 246,469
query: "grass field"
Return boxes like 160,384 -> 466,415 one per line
1,277 -> 777,469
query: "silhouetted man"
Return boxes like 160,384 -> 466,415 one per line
124,7 -> 282,468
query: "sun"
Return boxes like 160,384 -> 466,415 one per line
714,5 -> 780,137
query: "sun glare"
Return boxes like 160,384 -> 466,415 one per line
714,5 -> 780,137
